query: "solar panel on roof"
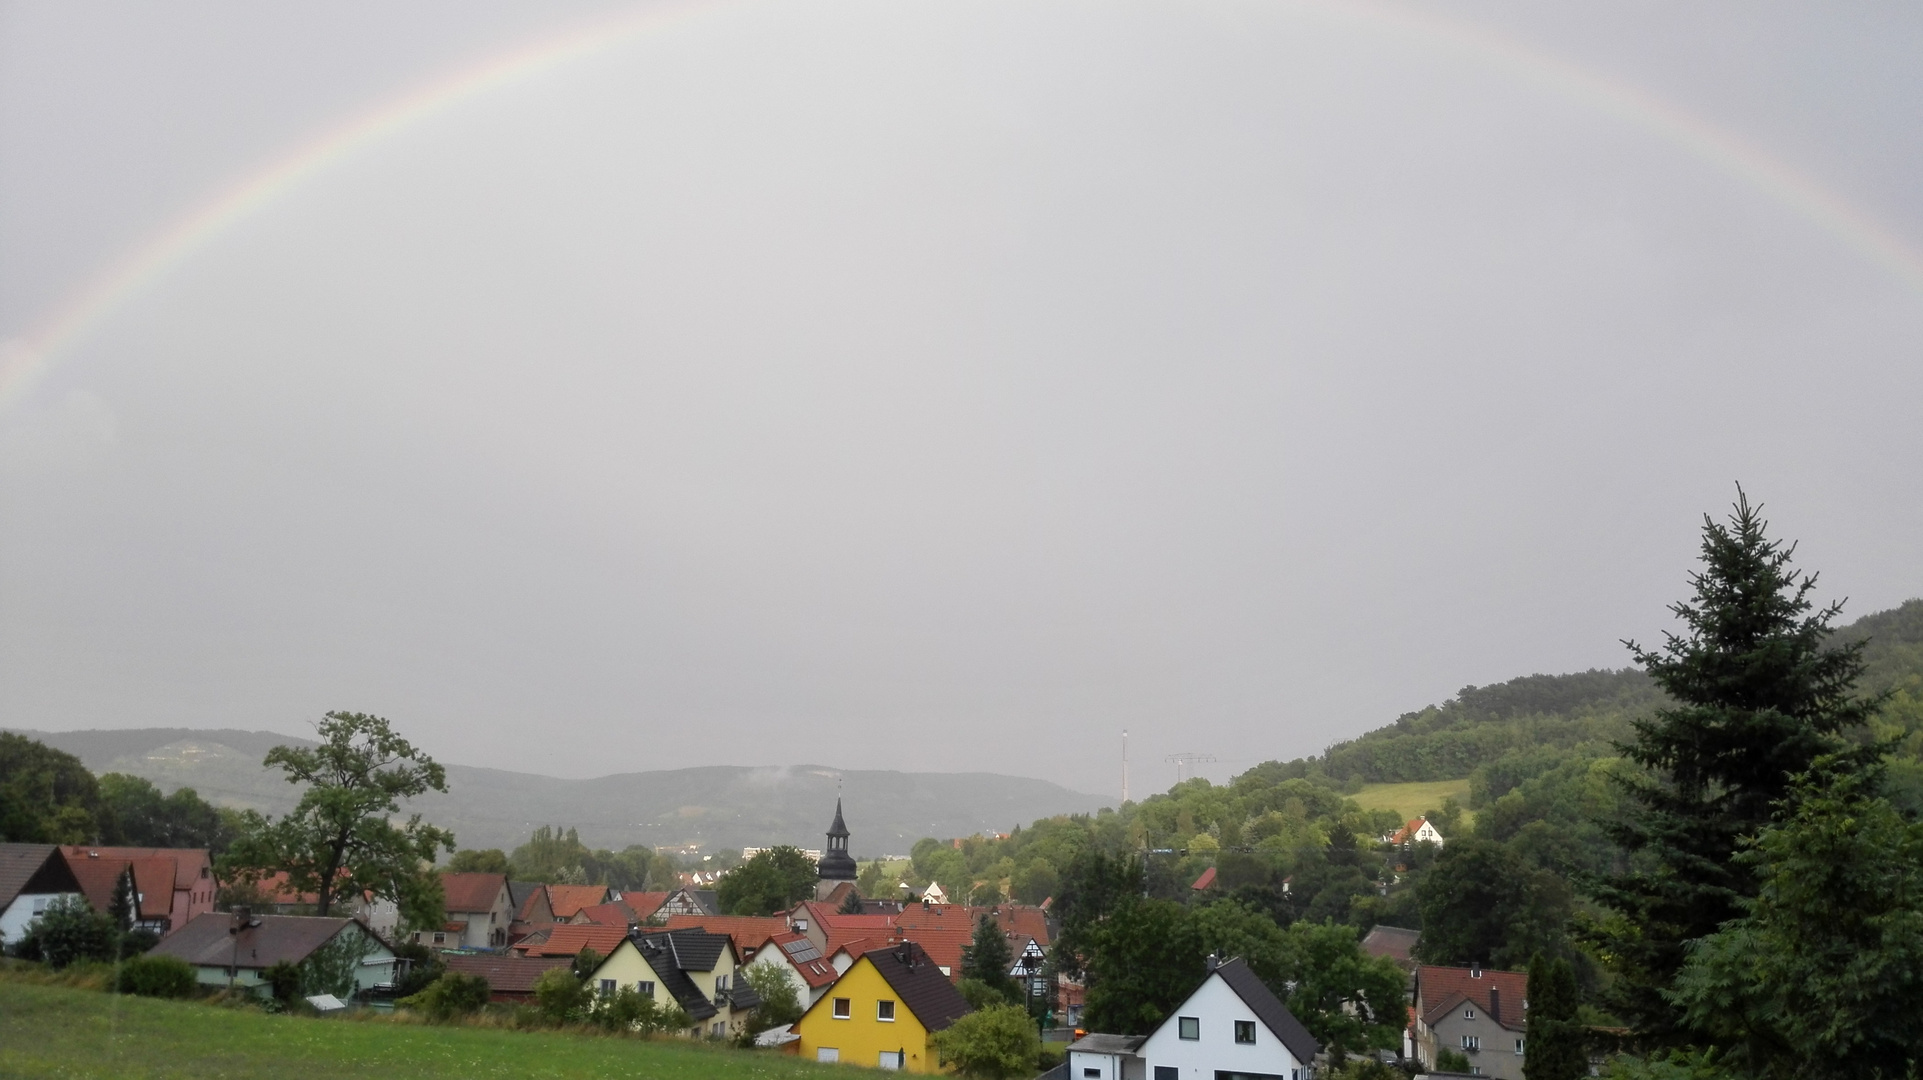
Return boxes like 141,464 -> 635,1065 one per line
783,938 -> 823,962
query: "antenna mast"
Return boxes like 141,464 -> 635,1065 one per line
1164,752 -> 1218,784
1122,729 -> 1129,804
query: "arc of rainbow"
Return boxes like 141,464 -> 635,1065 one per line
5,0 -> 1920,414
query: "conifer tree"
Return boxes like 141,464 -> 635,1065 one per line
962,913 -> 1018,1001
1524,952 -> 1584,1080
1592,489 -> 1883,1040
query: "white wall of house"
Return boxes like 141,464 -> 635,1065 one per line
0,892 -> 84,947
1066,1050 -> 1147,1080
746,948 -> 829,1006
1137,974 -> 1310,1080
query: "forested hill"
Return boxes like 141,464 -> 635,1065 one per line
1313,597 -> 1923,786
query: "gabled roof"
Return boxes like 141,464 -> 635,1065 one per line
862,941 -> 972,1032
544,884 -> 611,919
575,901 -> 639,927
1191,866 -> 1218,891
628,928 -> 747,1021
149,913 -> 384,970
1360,925 -> 1421,967
440,872 -> 509,915
621,891 -> 669,921
507,881 -> 544,914
443,953 -> 572,996
1201,958 -> 1321,1062
512,922 -> 628,959
895,925 -> 972,977
1417,965 -> 1527,1031
767,930 -> 839,989
663,914 -> 789,956
0,844 -> 80,910
59,846 -> 210,890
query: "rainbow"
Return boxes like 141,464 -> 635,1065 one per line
4,0 -> 1919,413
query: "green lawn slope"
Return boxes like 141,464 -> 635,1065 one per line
0,979 -> 840,1080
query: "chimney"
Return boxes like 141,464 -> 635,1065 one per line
1205,953 -> 1220,973
1470,961 -> 1481,978
1489,987 -> 1501,1025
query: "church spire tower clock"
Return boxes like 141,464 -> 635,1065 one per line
815,797 -> 858,899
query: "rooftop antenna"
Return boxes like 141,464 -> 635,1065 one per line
1165,753 -> 1218,784
1122,729 -> 1129,804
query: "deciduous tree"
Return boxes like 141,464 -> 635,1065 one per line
220,711 -> 453,923
716,846 -> 817,916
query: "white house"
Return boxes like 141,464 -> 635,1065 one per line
1071,956 -> 1321,1080
0,844 -> 85,947
1387,817 -> 1445,849
744,930 -> 841,1006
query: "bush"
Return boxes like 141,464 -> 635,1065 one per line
12,897 -> 118,968
532,965 -> 593,1024
117,954 -> 198,998
1436,1048 -> 1473,1072
389,940 -> 445,999
929,1003 -> 1042,1079
741,963 -> 803,1030
261,960 -> 302,1004
399,970 -> 492,1021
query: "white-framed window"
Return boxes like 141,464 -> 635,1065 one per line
716,974 -> 730,992
832,997 -> 851,1019
1178,1016 -> 1199,1040
817,1048 -> 839,1063
1234,1020 -> 1256,1044
877,999 -> 896,1021
637,980 -> 655,997
1463,1007 -> 1476,1020
1083,1069 -> 1103,1078
432,932 -> 446,945
599,979 -> 616,996
878,1050 -> 904,1069
1462,1035 -> 1481,1051
1516,1038 -> 1526,1055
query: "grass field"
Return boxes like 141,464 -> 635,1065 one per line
0,978 -> 843,1080
1351,778 -> 1473,827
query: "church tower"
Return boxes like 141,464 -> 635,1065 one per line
815,798 -> 858,900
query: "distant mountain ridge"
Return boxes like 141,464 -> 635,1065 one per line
2,726 -> 1114,856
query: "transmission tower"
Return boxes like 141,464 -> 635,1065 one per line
1164,752 -> 1218,784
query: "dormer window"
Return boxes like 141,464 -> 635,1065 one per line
1464,1007 -> 1476,1020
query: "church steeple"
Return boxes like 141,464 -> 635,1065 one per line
817,797 -> 858,885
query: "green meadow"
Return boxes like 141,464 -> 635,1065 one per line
1349,778 -> 1473,828
0,976 -> 842,1080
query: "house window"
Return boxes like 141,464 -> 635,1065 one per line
878,1050 -> 904,1069
1154,1068 -> 1179,1080
637,981 -> 655,998
877,999 -> 896,1021
1463,1007 -> 1476,1019
599,979 -> 616,996
432,932 -> 446,945
1178,1016 -> 1199,1040
1234,1020 -> 1256,1044
1462,1035 -> 1481,1051
1084,1069 -> 1103,1078
716,974 -> 730,992
1516,1038 -> 1526,1055
832,997 -> 851,1019
817,1048 -> 839,1063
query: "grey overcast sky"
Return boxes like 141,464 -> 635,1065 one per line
2,1 -> 1920,796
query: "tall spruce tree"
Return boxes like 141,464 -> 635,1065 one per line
962,913 -> 1019,1001
1524,952 -> 1585,1080
1592,490 -> 1883,1040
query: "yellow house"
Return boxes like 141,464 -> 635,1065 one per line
586,927 -> 760,1039
793,941 -> 972,1072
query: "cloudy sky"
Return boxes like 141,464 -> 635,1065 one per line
2,1 -> 1920,796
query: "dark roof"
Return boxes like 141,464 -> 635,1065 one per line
0,844 -> 80,911
864,941 -> 972,1032
632,928 -> 740,1021
1361,925 -> 1421,967
1212,957 -> 1321,1063
827,798 -> 850,840
691,889 -> 719,914
149,913 -> 386,971
1034,1064 -> 1069,1080
443,953 -> 572,996
1068,1033 -> 1147,1055
507,880 -> 543,912
818,799 -> 857,881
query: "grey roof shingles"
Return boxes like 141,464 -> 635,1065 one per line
632,927 -> 741,1022
0,843 -> 79,911
149,913 -> 381,971
1212,957 -> 1321,1063
865,941 -> 972,1033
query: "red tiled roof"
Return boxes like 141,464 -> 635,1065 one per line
59,846 -> 210,891
575,901 -> 638,926
765,931 -> 839,989
1416,965 -> 1528,1031
440,872 -> 508,915
621,891 -> 669,921
895,926 -> 972,979
512,922 -> 628,959
1191,867 -> 1218,891
664,914 -> 789,956
544,884 -> 610,919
